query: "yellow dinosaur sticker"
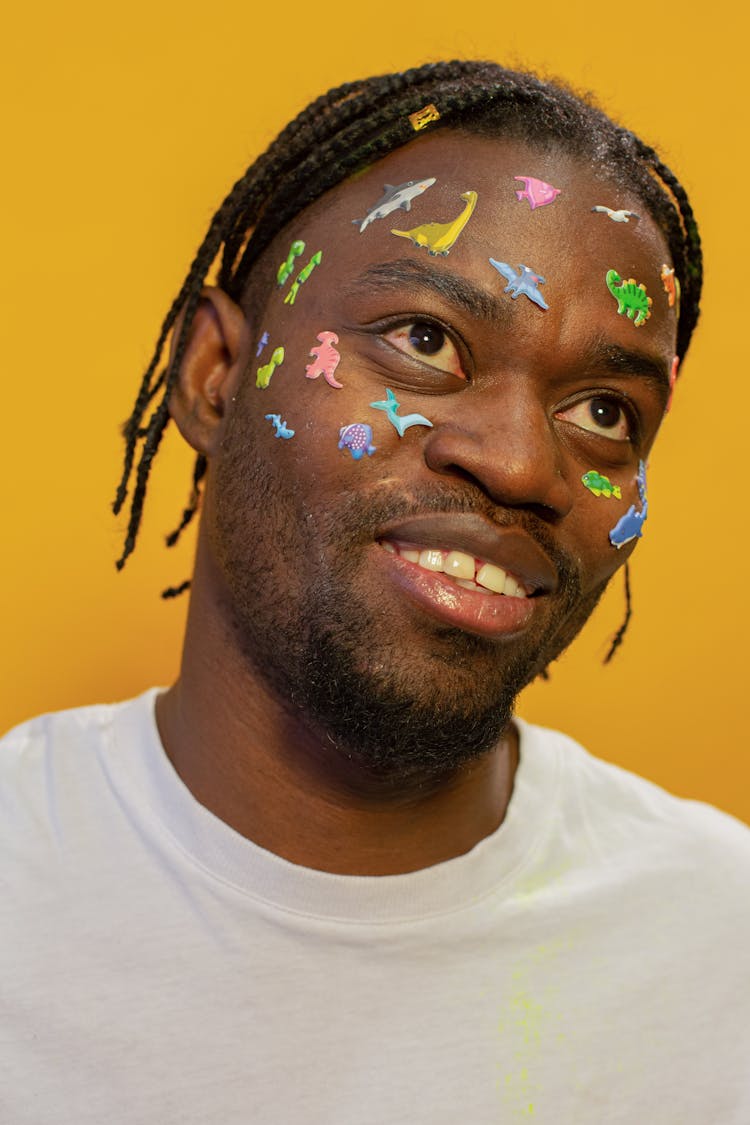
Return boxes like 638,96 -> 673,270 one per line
390,190 -> 478,256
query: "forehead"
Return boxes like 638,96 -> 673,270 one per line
265,130 -> 676,361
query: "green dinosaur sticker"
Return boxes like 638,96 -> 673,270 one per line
606,269 -> 652,327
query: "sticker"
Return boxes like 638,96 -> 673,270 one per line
256,345 -> 285,389
581,470 -> 622,499
489,259 -> 548,310
409,104 -> 440,131
660,264 -> 679,309
305,331 -> 343,388
514,177 -> 561,210
353,178 -> 436,233
265,413 -> 295,439
369,387 -> 434,437
665,355 -> 679,413
277,240 -> 306,287
284,251 -> 323,306
338,423 -> 376,460
391,190 -> 477,256
256,331 -> 270,357
605,270 -> 652,327
609,460 -> 648,548
591,206 -> 640,223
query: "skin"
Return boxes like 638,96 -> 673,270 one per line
157,132 -> 676,876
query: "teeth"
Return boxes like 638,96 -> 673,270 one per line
381,541 -> 529,597
444,550 -> 475,580
475,562 -> 507,594
418,549 -> 444,571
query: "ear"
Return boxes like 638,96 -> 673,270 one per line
167,286 -> 251,456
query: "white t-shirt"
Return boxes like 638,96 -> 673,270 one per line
1,690 -> 748,1124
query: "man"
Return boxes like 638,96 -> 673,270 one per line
2,61 -> 748,1122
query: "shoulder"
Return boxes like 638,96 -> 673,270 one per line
516,717 -> 750,887
0,691 -> 161,826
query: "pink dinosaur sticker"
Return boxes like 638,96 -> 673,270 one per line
305,331 -> 343,389
514,176 -> 561,210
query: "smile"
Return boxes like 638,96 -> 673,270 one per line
380,540 -> 531,598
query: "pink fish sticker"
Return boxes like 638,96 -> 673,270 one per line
514,176 -> 561,210
305,331 -> 343,389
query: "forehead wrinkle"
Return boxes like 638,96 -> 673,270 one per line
352,259 -> 511,325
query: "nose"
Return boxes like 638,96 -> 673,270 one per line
422,387 -> 574,520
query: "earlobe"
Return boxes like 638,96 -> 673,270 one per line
167,286 -> 251,456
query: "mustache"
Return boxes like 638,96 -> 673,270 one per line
321,482 -> 583,602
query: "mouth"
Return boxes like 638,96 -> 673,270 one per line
374,514 -> 559,639
379,540 -> 533,598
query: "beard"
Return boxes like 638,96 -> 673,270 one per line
209,421 -> 605,790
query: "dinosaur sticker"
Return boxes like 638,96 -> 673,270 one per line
256,331 -> 270,357
660,264 -> 680,311
265,413 -> 295,439
609,460 -> 648,548
306,331 -> 343,388
391,190 -> 478,256
514,177 -> 560,210
256,345 -> 285,389
284,251 -> 323,306
369,388 -> 433,437
353,178 -> 436,233
606,270 -> 652,328
591,206 -> 640,224
277,240 -> 305,287
409,104 -> 440,131
338,423 -> 377,460
489,259 -> 549,310
581,470 -> 622,499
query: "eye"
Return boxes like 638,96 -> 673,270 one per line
556,396 -> 632,441
383,320 -> 467,380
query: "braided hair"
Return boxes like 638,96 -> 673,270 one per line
113,59 -> 702,592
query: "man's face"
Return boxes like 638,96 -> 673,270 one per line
204,132 -> 676,783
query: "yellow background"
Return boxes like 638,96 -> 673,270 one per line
2,1 -> 748,823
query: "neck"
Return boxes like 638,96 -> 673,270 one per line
155,549 -> 519,877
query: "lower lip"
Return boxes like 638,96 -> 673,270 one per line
375,548 -> 538,639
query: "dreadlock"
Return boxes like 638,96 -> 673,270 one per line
113,59 -> 703,654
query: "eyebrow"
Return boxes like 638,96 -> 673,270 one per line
352,259 -> 672,392
351,259 -> 511,324
583,336 -> 672,393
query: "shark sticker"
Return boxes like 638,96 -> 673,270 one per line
514,177 -> 560,210
353,178 -> 436,233
489,259 -> 549,310
391,190 -> 478,256
369,388 -> 433,437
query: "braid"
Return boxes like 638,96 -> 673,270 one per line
115,59 -> 703,589
604,562 -> 632,664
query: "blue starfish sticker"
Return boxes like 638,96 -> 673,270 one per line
369,388 -> 433,437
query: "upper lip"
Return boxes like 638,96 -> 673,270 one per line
378,514 -> 559,595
